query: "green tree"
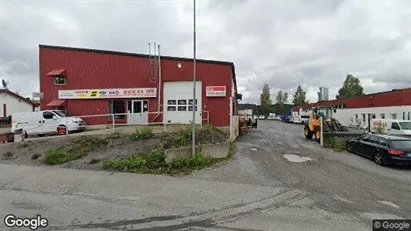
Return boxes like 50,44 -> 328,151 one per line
259,84 -> 272,116
275,90 -> 288,115
336,74 -> 365,99
292,85 -> 307,106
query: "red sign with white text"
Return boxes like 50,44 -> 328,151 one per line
206,86 -> 226,97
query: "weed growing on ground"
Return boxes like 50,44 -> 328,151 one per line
171,127 -> 192,147
31,153 -> 41,160
44,136 -> 109,165
44,149 -> 71,165
129,127 -> 155,141
107,132 -> 121,140
89,158 -> 102,164
323,136 -> 345,152
3,151 -> 14,157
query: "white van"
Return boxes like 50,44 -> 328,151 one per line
370,119 -> 411,136
10,110 -> 86,137
294,115 -> 310,124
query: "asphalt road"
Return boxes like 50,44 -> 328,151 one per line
0,120 -> 409,230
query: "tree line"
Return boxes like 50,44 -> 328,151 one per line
258,74 -> 365,116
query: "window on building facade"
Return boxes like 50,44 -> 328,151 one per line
167,100 -> 176,105
188,106 -> 198,111
54,76 -> 66,85
380,113 -> 385,119
371,114 -> 376,119
108,100 -> 126,120
392,113 -> 397,119
188,99 -> 197,105
167,106 -> 176,111
178,106 -> 187,111
362,114 -> 366,123
355,114 -> 358,120
403,112 -> 406,120
408,112 -> 411,120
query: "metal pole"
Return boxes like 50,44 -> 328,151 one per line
191,0 -> 197,157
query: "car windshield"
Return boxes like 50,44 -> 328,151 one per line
399,122 -> 411,130
389,140 -> 411,149
53,110 -> 66,117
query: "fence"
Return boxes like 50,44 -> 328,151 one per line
11,111 -> 211,136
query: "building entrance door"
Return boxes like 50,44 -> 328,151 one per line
128,100 -> 148,125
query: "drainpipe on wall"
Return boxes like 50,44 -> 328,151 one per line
154,44 -> 162,121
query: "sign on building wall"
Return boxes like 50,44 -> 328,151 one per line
206,86 -> 226,97
58,88 -> 157,99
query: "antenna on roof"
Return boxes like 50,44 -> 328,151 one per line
1,79 -> 9,89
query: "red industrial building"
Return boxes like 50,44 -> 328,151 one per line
291,88 -> 411,127
293,88 -> 411,111
39,45 -> 241,130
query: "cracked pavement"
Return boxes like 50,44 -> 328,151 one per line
0,120 -> 410,230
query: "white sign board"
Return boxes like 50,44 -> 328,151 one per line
206,86 -> 226,97
58,88 -> 157,99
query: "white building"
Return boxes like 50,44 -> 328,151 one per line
292,88 -> 411,128
0,89 -> 39,118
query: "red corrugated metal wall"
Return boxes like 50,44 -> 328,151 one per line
160,59 -> 232,127
40,46 -> 233,126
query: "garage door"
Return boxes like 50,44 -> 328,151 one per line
163,81 -> 202,124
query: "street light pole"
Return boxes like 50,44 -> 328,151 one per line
191,0 -> 197,157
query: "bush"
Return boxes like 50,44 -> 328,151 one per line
129,127 -> 155,141
323,136 -> 345,152
44,149 -> 71,165
168,153 -> 218,173
107,132 -> 121,140
170,127 -> 192,147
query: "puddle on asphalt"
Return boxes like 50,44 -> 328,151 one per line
283,154 -> 312,163
378,201 -> 400,209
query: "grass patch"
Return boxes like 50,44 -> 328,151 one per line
323,136 -> 345,152
89,158 -> 102,164
44,149 -> 71,165
167,125 -> 223,148
107,132 -> 121,140
102,143 -> 233,175
45,136 -> 109,165
170,127 -> 192,148
31,153 -> 41,160
129,127 -> 155,141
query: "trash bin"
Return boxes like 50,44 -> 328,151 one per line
13,129 -> 25,142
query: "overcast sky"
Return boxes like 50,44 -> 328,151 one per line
1,0 -> 410,104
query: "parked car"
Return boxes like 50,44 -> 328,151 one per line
346,134 -> 411,166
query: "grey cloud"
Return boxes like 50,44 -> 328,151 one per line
1,0 -> 410,104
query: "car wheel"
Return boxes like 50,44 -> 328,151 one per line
373,152 -> 385,166
346,142 -> 353,153
314,127 -> 321,143
57,126 -> 67,135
